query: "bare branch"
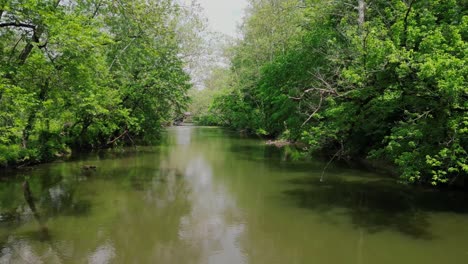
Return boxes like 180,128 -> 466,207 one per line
91,0 -> 104,19
320,141 -> 344,182
301,92 -> 324,127
108,35 -> 140,71
107,129 -> 128,145
8,35 -> 24,63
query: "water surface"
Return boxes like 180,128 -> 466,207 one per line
1,126 -> 468,263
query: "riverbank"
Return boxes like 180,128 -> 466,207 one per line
265,138 -> 399,177
262,136 -> 467,189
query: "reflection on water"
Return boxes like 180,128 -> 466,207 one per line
180,157 -> 245,264
164,127 -> 246,263
175,126 -> 192,145
0,126 -> 468,263
89,242 -> 115,264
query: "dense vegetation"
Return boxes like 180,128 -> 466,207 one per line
0,0 -> 194,167
193,0 -> 468,186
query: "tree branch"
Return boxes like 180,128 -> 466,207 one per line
402,0 -> 414,46
320,141 -> 344,182
18,25 -> 44,64
108,35 -> 139,71
107,129 -> 128,145
301,92 -> 324,127
91,0 -> 104,19
0,22 -> 36,29
8,35 -> 25,63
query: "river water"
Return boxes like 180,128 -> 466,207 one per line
1,126 -> 468,263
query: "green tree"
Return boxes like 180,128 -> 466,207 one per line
0,0 -> 194,167
208,0 -> 468,186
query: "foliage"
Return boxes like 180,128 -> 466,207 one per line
189,67 -> 230,125
205,0 -> 468,186
0,0 -> 193,167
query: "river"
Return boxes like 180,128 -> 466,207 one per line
0,126 -> 468,263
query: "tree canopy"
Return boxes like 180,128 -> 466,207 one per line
195,0 -> 468,186
0,0 -> 194,166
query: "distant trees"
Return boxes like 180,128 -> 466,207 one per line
0,0 -> 194,166
199,0 -> 468,185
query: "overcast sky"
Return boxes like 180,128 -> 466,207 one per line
196,0 -> 248,37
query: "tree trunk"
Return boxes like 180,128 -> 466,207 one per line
21,80 -> 48,149
22,114 -> 35,149
18,25 -> 44,64
17,0 -> 61,64
358,0 -> 365,27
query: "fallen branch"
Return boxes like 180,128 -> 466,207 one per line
126,133 -> 136,147
320,142 -> 345,182
107,129 -> 128,145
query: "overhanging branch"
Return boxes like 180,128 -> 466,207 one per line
0,22 -> 36,29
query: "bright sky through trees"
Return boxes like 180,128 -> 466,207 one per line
187,0 -> 248,37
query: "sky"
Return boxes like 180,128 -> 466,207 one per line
179,0 -> 249,89
196,0 -> 248,37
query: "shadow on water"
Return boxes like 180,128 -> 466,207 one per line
127,167 -> 184,191
44,195 -> 92,218
283,177 -> 468,240
228,135 -> 468,240
67,146 -> 163,164
229,144 -> 287,162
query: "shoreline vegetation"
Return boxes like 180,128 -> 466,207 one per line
190,0 -> 467,188
1,1 -> 467,189
265,138 -> 400,179
0,1 -> 197,169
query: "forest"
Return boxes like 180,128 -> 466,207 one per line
1,0 -> 467,187
0,0 -> 197,167
191,0 -> 468,186
1,1 -> 468,262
